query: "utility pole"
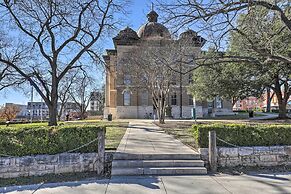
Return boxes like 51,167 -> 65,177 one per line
179,62 -> 183,118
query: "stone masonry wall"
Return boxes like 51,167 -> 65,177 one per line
199,145 -> 291,168
0,153 -> 102,179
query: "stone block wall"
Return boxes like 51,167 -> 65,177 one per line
0,153 -> 101,179
171,106 -> 193,119
199,145 -> 291,168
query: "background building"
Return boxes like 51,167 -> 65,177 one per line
89,91 -> 104,115
103,9 -> 233,119
5,103 -> 27,119
233,92 -> 291,112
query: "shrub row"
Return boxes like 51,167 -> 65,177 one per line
0,125 -> 105,157
192,124 -> 291,148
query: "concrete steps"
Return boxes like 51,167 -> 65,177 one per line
112,159 -> 205,168
113,153 -> 201,160
112,153 -> 207,176
112,167 -> 207,176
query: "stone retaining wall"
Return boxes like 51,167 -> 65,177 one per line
0,153 -> 102,179
199,145 -> 291,167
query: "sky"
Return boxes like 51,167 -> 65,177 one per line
0,0 -> 152,105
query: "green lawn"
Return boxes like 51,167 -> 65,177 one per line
155,122 -> 198,150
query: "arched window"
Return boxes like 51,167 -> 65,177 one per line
123,91 -> 131,106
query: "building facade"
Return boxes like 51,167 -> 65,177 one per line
103,9 -> 232,119
5,103 -> 27,119
233,93 -> 291,112
27,101 -> 79,120
89,91 -> 104,114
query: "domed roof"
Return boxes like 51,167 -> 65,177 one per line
113,27 -> 139,41
179,29 -> 197,39
137,10 -> 171,39
179,29 -> 206,47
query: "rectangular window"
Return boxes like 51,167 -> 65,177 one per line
171,93 -> 177,106
140,90 -> 148,106
123,91 -> 131,106
216,97 -> 223,109
189,95 -> 193,105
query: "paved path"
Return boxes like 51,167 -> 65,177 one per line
249,113 -> 279,120
3,173 -> 291,194
116,120 -> 198,154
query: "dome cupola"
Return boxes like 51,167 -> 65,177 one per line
113,26 -> 140,46
137,7 -> 171,39
113,26 -> 139,41
147,10 -> 158,22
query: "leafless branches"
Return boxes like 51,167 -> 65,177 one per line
158,0 -> 291,65
0,0 -> 128,125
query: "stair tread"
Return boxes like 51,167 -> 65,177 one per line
113,166 -> 206,170
113,153 -> 201,160
111,166 -> 207,175
113,159 -> 204,161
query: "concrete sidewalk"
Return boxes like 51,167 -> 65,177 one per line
3,173 -> 291,194
116,120 -> 198,154
249,113 -> 278,120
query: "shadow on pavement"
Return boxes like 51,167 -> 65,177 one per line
109,176 -> 161,189
0,179 -> 109,193
246,172 -> 291,181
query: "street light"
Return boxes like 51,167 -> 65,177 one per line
30,85 -> 33,123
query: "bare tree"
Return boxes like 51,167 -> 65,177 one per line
159,0 -> 291,118
57,70 -> 79,121
88,86 -> 105,115
0,104 -> 20,121
0,0 -> 127,125
69,72 -> 94,120
122,40 -> 196,124
158,0 -> 290,64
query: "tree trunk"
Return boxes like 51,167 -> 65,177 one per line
266,88 -> 271,112
158,94 -> 166,124
278,99 -> 288,119
57,114 -> 61,121
80,110 -> 86,120
273,77 -> 289,119
58,105 -> 64,121
179,71 -> 183,118
49,78 -> 58,126
48,103 -> 58,126
159,107 -> 165,124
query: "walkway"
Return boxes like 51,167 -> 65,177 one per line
250,113 -> 278,120
111,120 -> 206,175
116,120 -> 198,154
3,173 -> 291,194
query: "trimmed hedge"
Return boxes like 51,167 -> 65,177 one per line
0,125 -> 105,157
192,124 -> 291,148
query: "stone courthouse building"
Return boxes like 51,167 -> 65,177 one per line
103,9 -> 232,119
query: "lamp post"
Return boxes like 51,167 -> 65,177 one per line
40,98 -> 43,122
30,85 -> 33,123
